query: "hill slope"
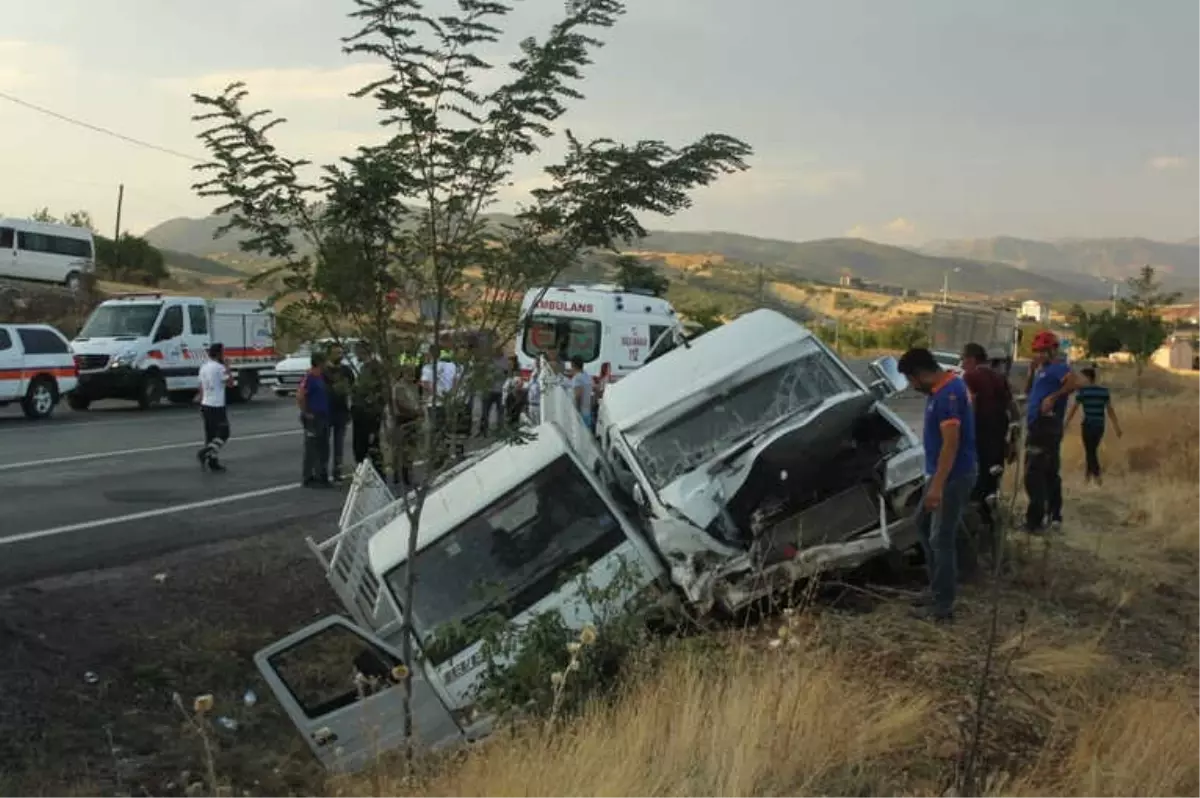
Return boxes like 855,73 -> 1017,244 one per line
144,214 -> 1103,300
634,231 -> 1097,299
921,235 -> 1200,291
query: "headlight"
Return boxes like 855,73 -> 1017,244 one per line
110,349 -> 139,368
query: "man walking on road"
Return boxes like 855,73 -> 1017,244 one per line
899,347 -> 978,624
960,343 -> 1018,533
1023,330 -> 1082,533
298,351 -> 332,487
325,344 -> 356,482
196,343 -> 231,473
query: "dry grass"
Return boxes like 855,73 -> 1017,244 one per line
339,364 -> 1197,797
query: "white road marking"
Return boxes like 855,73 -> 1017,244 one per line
0,429 -> 299,472
0,483 -> 304,546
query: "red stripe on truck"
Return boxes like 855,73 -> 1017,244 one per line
0,367 -> 77,380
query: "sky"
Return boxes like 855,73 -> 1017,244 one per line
1,0 -> 1197,246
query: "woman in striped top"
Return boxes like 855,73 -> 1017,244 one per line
1066,366 -> 1123,484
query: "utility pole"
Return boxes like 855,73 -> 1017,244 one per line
1110,282 -> 1118,315
113,183 -> 124,269
941,271 -> 949,304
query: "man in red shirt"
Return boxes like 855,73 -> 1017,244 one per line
960,343 -> 1019,533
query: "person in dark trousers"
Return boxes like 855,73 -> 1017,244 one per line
298,351 -> 332,487
1066,366 -> 1122,484
196,343 -> 231,473
350,341 -> 386,475
324,344 -> 356,482
959,342 -> 1018,532
1023,330 -> 1082,533
478,349 -> 509,436
898,347 -> 979,623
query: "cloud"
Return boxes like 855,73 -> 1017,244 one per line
844,217 -> 918,243
1148,155 -> 1191,171
158,63 -> 389,102
701,162 -> 863,201
0,40 -> 71,89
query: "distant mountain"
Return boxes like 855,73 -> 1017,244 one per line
143,213 -> 1105,300
160,248 -> 244,278
920,236 -> 1200,292
634,231 -> 1099,299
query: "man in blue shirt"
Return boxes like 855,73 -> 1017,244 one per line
1023,330 -> 1082,532
1065,366 -> 1122,485
298,351 -> 332,487
899,347 -> 979,623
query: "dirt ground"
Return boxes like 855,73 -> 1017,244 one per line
0,528 -> 338,797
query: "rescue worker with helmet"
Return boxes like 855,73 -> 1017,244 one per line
1023,329 -> 1083,534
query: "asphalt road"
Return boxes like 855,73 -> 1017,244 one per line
0,395 -> 344,586
0,358 -> 936,587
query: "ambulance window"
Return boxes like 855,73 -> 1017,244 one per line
523,317 -> 600,362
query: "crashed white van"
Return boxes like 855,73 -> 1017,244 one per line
254,393 -> 666,772
595,308 -> 926,614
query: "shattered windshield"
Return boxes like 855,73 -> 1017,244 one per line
633,340 -> 861,489
79,303 -> 162,338
385,455 -> 627,665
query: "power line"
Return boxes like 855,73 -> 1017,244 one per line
0,90 -> 204,163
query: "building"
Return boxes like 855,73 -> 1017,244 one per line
1151,336 -> 1197,370
1019,300 -> 1050,323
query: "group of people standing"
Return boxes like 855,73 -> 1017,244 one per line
897,329 -> 1122,624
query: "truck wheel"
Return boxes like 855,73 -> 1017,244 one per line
67,392 -> 91,411
138,374 -> 165,410
64,271 -> 82,293
233,372 -> 259,404
21,377 -> 58,420
168,390 -> 198,405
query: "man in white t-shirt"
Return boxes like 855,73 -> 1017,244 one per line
196,343 -> 232,472
420,348 -> 466,462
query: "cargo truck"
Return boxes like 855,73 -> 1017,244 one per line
928,302 -> 1018,375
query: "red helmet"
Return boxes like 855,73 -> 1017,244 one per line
1032,330 -> 1059,352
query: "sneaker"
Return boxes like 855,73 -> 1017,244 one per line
208,460 -> 227,473
196,448 -> 208,469
1049,518 -> 1063,532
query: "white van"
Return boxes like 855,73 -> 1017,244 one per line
70,294 -> 277,409
515,284 -> 682,386
0,323 -> 79,419
0,218 -> 95,292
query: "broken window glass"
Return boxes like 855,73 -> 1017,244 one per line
633,342 -> 860,489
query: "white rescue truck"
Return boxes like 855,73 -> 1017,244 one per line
516,284 -> 683,387
69,294 -> 276,410
256,309 -> 925,771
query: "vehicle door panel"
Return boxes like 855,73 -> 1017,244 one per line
152,304 -> 189,390
615,322 -> 648,375
255,615 -> 464,773
184,301 -> 210,382
0,227 -> 17,281
0,328 -> 23,401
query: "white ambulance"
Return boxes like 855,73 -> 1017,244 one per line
515,284 -> 682,387
69,294 -> 277,410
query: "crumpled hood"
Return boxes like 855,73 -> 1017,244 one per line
657,391 -> 878,533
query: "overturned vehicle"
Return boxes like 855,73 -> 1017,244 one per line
253,309 -> 926,770
595,308 -> 926,613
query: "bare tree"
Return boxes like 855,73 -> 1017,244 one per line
188,0 -> 750,755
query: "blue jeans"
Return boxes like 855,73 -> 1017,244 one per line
914,467 -> 977,616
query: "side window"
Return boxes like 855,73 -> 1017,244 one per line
188,305 -> 209,336
17,328 -> 69,355
51,236 -> 92,258
0,329 -> 11,351
644,325 -> 678,365
155,305 -> 184,341
0,228 -> 12,249
269,624 -> 402,719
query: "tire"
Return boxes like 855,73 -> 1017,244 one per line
232,372 -> 258,404
21,376 -> 58,420
64,271 -> 82,293
168,389 -> 198,405
138,373 -> 165,410
67,392 -> 91,411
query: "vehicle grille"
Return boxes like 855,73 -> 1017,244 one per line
76,354 -> 110,371
769,482 -> 880,550
277,373 -> 303,385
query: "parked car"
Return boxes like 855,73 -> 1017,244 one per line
0,218 -> 95,292
0,323 -> 79,419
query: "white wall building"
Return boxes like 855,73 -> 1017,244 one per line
1019,299 -> 1049,323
